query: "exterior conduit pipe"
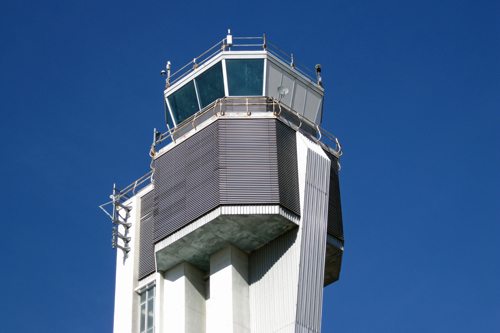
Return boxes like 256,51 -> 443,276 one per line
335,137 -> 343,156
316,125 -> 322,142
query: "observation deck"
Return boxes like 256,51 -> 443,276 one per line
162,33 -> 325,132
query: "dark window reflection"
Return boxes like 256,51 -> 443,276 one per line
167,81 -> 199,124
226,59 -> 264,96
196,61 -> 225,107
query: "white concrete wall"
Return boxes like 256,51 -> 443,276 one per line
113,196 -> 140,333
249,230 -> 301,333
163,263 -> 206,333
112,135 -> 331,333
248,132 -> 331,333
207,245 -> 250,333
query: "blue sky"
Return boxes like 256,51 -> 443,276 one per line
0,0 -> 498,332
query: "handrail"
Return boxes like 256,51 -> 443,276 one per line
165,35 -> 319,88
100,96 -> 342,232
153,97 -> 342,157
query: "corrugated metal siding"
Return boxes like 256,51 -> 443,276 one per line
145,117 -> 302,282
276,121 -> 300,216
295,146 -> 331,333
249,139 -> 331,333
249,229 -> 300,333
324,152 -> 344,241
139,190 -> 156,279
219,119 -> 279,204
153,118 -> 300,245
153,123 -> 219,243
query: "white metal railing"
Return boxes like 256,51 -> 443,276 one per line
161,33 -> 320,89
99,171 -> 153,260
152,97 -> 342,158
101,96 -> 342,218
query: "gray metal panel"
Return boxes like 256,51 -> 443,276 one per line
292,82 -> 307,115
281,73 -> 295,108
219,118 -> 280,204
153,123 -> 219,243
265,62 -> 283,100
140,188 -> 156,219
152,117 -> 301,246
184,124 -> 220,223
139,190 -> 156,279
295,146 -> 331,333
303,90 -> 322,125
276,121 -> 300,216
324,152 -> 344,241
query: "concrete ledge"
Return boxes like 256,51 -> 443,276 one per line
323,235 -> 344,286
155,205 -> 299,273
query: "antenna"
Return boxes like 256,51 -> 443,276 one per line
161,61 -> 171,88
226,29 -> 233,46
315,64 -> 323,86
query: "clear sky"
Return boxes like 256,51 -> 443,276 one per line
0,0 -> 498,332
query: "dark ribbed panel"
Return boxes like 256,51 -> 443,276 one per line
153,124 -> 219,242
139,190 -> 156,279
152,118 -> 300,245
219,119 -> 279,204
276,121 -> 300,215
325,152 -> 344,240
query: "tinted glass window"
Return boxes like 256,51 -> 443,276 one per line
196,62 -> 225,107
226,59 -> 264,96
167,81 -> 199,124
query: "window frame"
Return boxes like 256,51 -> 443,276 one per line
164,53 -> 268,127
138,283 -> 155,333
224,58 -> 265,97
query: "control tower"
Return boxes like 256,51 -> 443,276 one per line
100,31 -> 344,333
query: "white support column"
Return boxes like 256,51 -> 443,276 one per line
113,196 -> 141,333
248,132 -> 332,333
207,245 -> 250,333
163,263 -> 206,333
155,272 -> 164,333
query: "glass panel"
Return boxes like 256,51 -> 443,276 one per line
140,304 -> 146,332
226,59 -> 264,96
195,61 -> 225,107
147,298 -> 154,329
140,292 -> 146,304
149,286 -> 155,298
167,81 -> 199,124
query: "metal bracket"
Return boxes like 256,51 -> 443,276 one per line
99,183 -> 133,260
